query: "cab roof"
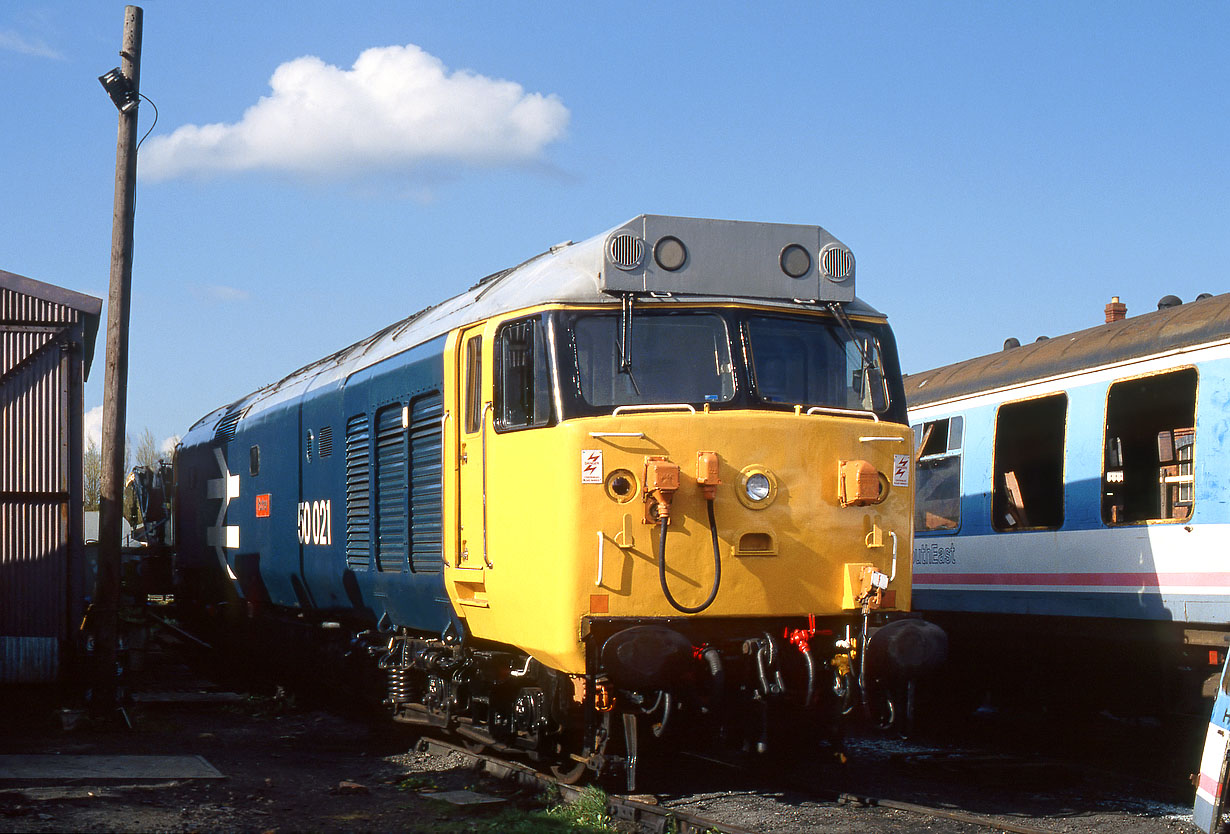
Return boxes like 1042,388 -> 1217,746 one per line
189,215 -> 886,435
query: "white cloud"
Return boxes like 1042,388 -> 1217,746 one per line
0,28 -> 63,60
141,44 -> 570,182
84,405 -> 104,451
83,408 -> 179,460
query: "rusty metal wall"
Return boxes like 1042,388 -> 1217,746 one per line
0,282 -> 89,684
1,285 -> 79,324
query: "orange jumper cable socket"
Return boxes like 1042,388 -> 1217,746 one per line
696,451 -> 721,500
644,456 -> 680,521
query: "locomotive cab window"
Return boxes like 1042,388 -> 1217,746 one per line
1102,367 -> 1197,524
572,312 -> 734,407
746,315 -> 890,413
463,334 -> 484,434
992,394 -> 1066,531
913,415 -> 963,531
495,317 -> 552,431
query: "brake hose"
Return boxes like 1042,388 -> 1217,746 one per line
658,498 -> 722,614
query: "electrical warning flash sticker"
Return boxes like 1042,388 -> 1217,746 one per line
892,454 -> 910,487
581,449 -> 603,484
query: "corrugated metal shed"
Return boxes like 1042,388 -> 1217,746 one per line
0,269 -> 101,683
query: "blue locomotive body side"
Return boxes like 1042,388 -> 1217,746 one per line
176,335 -> 452,637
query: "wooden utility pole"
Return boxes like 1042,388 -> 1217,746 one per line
94,4 -> 143,713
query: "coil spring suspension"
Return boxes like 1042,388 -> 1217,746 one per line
377,637 -> 413,708
387,667 -> 412,708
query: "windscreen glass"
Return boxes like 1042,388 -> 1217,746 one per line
573,313 -> 735,407
746,315 -> 889,412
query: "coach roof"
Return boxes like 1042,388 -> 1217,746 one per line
904,292 -> 1230,408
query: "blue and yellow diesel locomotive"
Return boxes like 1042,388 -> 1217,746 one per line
173,215 -> 928,783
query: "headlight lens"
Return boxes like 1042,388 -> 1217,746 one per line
745,473 -> 771,502
736,466 -> 778,509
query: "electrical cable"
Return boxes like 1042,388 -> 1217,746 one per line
136,93 -> 158,151
657,498 -> 721,614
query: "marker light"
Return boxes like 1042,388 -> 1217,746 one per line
780,243 -> 811,278
654,236 -> 687,271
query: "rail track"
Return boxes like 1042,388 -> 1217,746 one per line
416,735 -> 1066,834
416,737 -> 758,834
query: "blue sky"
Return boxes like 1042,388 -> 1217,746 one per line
3,1 -> 1227,452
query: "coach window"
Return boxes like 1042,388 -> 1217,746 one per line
464,334 -> 483,434
495,317 -> 552,431
913,415 -> 963,531
1102,367 -> 1197,524
992,394 -> 1067,531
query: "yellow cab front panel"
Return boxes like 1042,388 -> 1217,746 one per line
442,306 -> 913,675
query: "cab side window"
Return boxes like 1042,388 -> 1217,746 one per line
913,415 -> 963,531
494,317 -> 552,431
463,335 -> 483,434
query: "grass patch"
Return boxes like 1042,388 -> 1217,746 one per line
422,785 -> 618,833
544,786 -> 615,831
396,774 -> 442,792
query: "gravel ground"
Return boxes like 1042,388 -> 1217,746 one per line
0,687 -> 536,833
0,674 -> 1212,834
647,709 -> 1204,833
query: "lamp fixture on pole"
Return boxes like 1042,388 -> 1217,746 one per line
98,67 -> 138,113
